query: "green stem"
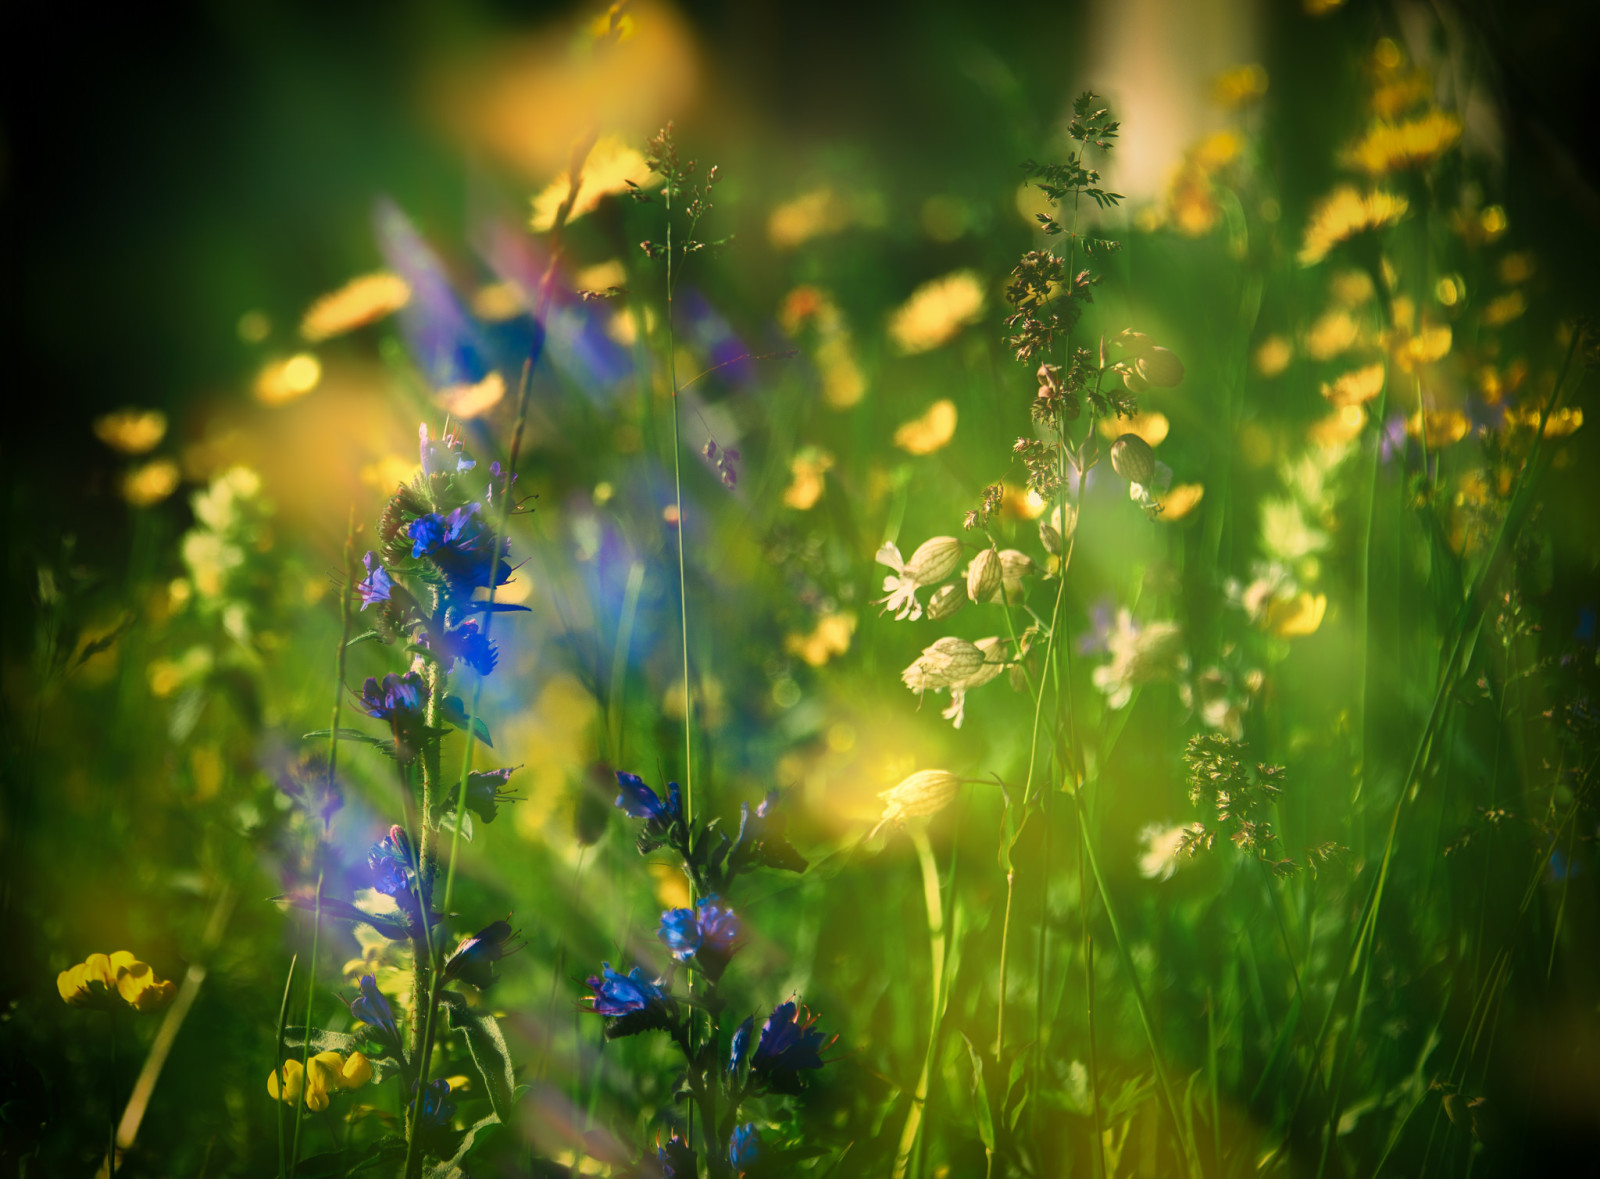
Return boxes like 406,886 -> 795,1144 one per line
893,827 -> 946,1179
274,954 -> 298,1179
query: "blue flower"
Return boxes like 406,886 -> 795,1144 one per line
658,896 -> 741,979
368,825 -> 416,899
410,1077 -> 456,1127
584,963 -> 674,1039
752,1000 -> 829,1093
458,767 -> 520,824
356,552 -> 392,610
358,672 -> 428,724
614,772 -> 683,825
419,423 -> 476,478
423,617 -> 498,676
441,919 -> 523,990
658,1132 -> 696,1178
349,974 -> 399,1048
584,963 -> 664,1016
408,503 -> 515,601
732,790 -> 807,874
728,1123 -> 761,1172
728,1015 -> 754,1077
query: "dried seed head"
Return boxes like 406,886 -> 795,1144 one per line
1137,346 -> 1185,388
1111,434 -> 1157,486
966,548 -> 1001,602
901,636 -> 986,693
878,769 -> 961,825
926,583 -> 966,620
905,536 -> 962,585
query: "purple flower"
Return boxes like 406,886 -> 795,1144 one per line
584,963 -> 675,1039
419,422 -> 476,478
410,1078 -> 456,1127
614,772 -> 683,826
423,617 -> 498,676
368,825 -> 415,899
728,1124 -> 761,1172
350,974 -> 399,1048
356,551 -> 392,610
441,919 -> 524,989
461,766 -> 520,824
752,999 -> 829,1093
359,671 -> 428,724
407,503 -> 515,600
728,1015 -> 754,1077
658,896 -> 741,979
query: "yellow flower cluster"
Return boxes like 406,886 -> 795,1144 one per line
58,952 -> 176,1013
268,1051 -> 373,1111
1299,186 -> 1409,265
1343,110 -> 1462,175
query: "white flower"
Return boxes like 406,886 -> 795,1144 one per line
1138,823 -> 1194,881
1092,610 -> 1186,709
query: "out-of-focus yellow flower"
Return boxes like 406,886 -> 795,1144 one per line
588,1 -> 636,42
1503,404 -> 1583,437
1330,269 -> 1375,307
1254,335 -> 1293,377
1097,410 -> 1169,448
147,646 -> 213,699
301,272 -> 411,342
1267,591 -> 1327,638
437,371 -> 506,419
255,354 -> 323,406
1452,204 -> 1507,245
1305,0 -> 1345,14
1309,404 -> 1369,447
1157,483 -> 1206,521
887,271 -> 985,355
1482,291 -> 1526,327
362,454 -> 418,491
893,399 -> 957,455
1343,110 -> 1462,175
1498,253 -> 1536,285
648,859 -> 692,910
1322,363 -> 1386,407
471,281 -> 527,322
1305,309 -> 1361,360
58,952 -> 175,1013
1213,64 -> 1268,108
1372,69 -> 1434,119
94,409 -> 167,455
785,611 -> 856,668
783,448 -> 834,510
121,459 -> 181,507
1407,408 -> 1471,448
768,188 -> 855,250
268,1051 -> 372,1111
529,136 -> 659,232
1391,322 -> 1452,371
781,286 -> 866,408
1300,186 -> 1408,265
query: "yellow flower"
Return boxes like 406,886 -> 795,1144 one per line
783,448 -> 835,510
1097,410 -> 1169,448
1305,309 -> 1360,360
1299,186 -> 1408,265
93,409 -> 167,455
1212,64 -> 1268,109
300,272 -> 411,342
1343,110 -> 1462,176
784,611 -> 856,667
529,136 -> 658,233
1254,335 -> 1293,377
1267,591 -> 1327,638
1391,322 -> 1452,371
1407,408 -> 1471,448
1156,483 -> 1206,521
887,271 -> 985,355
893,399 -> 957,455
437,371 -> 506,419
58,952 -> 175,1013
268,1051 -> 372,1111
768,188 -> 855,250
1503,404 -> 1583,438
1482,291 -> 1526,327
1321,363 -> 1386,408
255,354 -> 322,406
121,459 -> 181,507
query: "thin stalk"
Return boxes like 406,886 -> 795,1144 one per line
893,827 -> 947,1179
1080,814 -> 1106,1179
274,954 -> 298,1179
106,1006 -> 118,1179
666,190 -> 693,825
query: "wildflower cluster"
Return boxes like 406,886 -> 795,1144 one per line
587,771 -> 831,1175
57,951 -> 175,1014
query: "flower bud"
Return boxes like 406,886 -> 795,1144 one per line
1114,329 -> 1154,358
1121,367 -> 1149,395
997,550 -> 1036,600
1111,434 -> 1157,486
905,536 -> 961,585
966,548 -> 1001,602
901,636 -> 985,693
1136,346 -> 1185,388
964,636 -> 1007,688
926,583 -> 965,620
878,769 -> 961,825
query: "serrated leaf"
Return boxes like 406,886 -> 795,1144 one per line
439,992 -> 517,1123
423,1115 -> 500,1179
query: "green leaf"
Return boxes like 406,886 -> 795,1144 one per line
302,727 -> 389,747
434,808 -> 473,843
342,629 -> 386,649
439,992 -> 517,1123
422,1115 -> 500,1179
298,1136 -> 407,1177
961,1033 -> 996,1153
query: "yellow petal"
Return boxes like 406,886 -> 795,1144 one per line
269,1059 -> 305,1104
1157,484 -> 1206,521
893,399 -> 957,455
301,272 -> 411,342
1098,411 -> 1169,448
340,1052 -> 373,1089
1269,592 -> 1327,637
